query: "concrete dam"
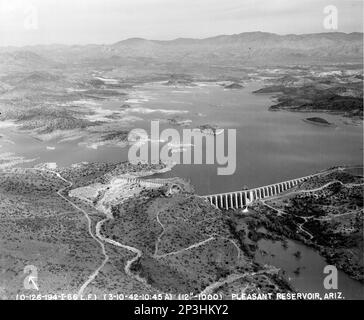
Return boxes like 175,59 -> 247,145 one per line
202,174 -> 316,210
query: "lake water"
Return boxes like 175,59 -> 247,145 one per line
131,82 -> 363,195
1,81 -> 363,298
1,82 -> 362,195
255,235 -> 364,300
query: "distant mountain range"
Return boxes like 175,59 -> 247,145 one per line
1,32 -> 363,70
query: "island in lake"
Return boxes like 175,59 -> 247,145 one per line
302,117 -> 334,126
224,82 -> 244,89
194,124 -> 224,136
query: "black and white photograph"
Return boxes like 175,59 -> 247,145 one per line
0,0 -> 363,310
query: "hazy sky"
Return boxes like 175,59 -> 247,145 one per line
0,0 -> 362,46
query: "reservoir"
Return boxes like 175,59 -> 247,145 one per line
0,81 -> 362,298
255,236 -> 364,300
1,81 -> 362,196
135,82 -> 363,195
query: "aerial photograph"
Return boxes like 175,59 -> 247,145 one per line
0,0 -> 363,310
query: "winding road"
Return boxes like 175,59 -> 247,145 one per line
39,168 -> 238,295
260,178 -> 364,240
9,166 -> 361,296
37,168 -> 148,295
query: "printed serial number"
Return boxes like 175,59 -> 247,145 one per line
178,304 -> 228,315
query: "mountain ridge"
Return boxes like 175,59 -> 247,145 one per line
112,31 -> 363,46
1,31 -> 362,49
1,32 -> 362,68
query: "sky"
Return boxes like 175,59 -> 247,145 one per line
0,0 -> 363,46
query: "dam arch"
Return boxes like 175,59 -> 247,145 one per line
203,174 -> 313,210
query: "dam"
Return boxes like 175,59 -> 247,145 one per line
202,174 -> 316,210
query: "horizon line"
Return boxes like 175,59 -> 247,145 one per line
2,30 -> 363,49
